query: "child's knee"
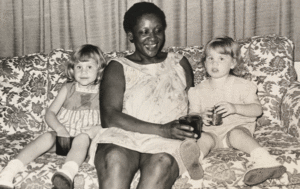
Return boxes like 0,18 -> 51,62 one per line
43,131 -> 57,143
76,133 -> 90,140
73,133 -> 90,147
228,128 -> 249,139
199,132 -> 216,149
227,127 -> 251,145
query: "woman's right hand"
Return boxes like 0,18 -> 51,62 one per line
162,120 -> 197,140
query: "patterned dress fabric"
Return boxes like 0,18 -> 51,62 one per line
88,53 -> 189,175
188,76 -> 257,147
54,82 -> 101,137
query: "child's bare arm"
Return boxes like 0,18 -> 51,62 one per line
216,80 -> 262,118
215,101 -> 262,118
45,85 -> 70,137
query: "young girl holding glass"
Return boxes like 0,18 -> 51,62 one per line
188,36 -> 286,186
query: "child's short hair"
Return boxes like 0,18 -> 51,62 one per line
123,2 -> 167,34
202,36 -> 242,74
66,44 -> 106,84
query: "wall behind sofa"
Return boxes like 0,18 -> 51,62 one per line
0,0 -> 300,61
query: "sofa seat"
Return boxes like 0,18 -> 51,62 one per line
0,130 -> 300,188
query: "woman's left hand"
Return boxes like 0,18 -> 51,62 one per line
162,120 -> 197,140
215,101 -> 236,117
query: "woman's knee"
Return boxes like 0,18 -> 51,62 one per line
199,132 -> 216,149
146,153 -> 178,175
94,144 -> 139,174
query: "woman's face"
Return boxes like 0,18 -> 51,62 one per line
129,13 -> 165,58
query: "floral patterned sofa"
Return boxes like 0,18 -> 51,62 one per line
1,34 -> 300,189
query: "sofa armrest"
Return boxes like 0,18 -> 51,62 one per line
281,81 -> 300,138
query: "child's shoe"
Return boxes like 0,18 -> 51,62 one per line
179,139 -> 204,180
52,161 -> 78,189
244,147 -> 286,186
51,170 -> 73,189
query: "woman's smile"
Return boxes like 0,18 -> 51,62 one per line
145,43 -> 158,50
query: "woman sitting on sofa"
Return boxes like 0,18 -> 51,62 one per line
88,2 -> 204,189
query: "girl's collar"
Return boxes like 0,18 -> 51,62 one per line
208,76 -> 234,90
75,82 -> 99,93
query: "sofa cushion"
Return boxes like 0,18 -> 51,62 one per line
238,35 -> 297,131
2,131 -> 299,189
281,81 -> 300,138
46,49 -> 72,107
0,53 -> 48,134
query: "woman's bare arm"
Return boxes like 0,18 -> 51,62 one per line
179,56 -> 194,90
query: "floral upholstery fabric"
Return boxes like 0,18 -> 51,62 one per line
0,53 -> 48,135
46,49 -> 72,108
281,81 -> 300,138
1,34 -> 300,189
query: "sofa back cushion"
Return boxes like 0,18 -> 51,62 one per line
0,53 -> 48,134
238,35 -> 296,130
46,49 -> 72,107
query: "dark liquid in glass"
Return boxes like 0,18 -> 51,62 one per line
179,115 -> 202,139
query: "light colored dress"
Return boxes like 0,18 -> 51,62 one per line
89,53 -> 189,174
188,76 -> 258,148
56,82 -> 101,138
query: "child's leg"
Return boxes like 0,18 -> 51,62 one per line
196,132 -> 216,158
52,133 -> 90,189
0,131 -> 56,188
227,127 -> 286,186
179,133 -> 215,180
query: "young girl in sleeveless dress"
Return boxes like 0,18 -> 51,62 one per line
0,44 -> 106,189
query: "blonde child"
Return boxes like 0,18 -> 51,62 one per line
0,44 -> 106,189
188,36 -> 286,186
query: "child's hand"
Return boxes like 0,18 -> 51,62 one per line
200,107 -> 214,126
215,101 -> 236,117
82,126 -> 102,139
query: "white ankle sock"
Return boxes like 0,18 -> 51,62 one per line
250,147 -> 270,159
0,159 -> 24,183
61,161 -> 79,180
250,147 -> 280,167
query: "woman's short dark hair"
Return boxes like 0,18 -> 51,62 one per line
123,2 -> 167,33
